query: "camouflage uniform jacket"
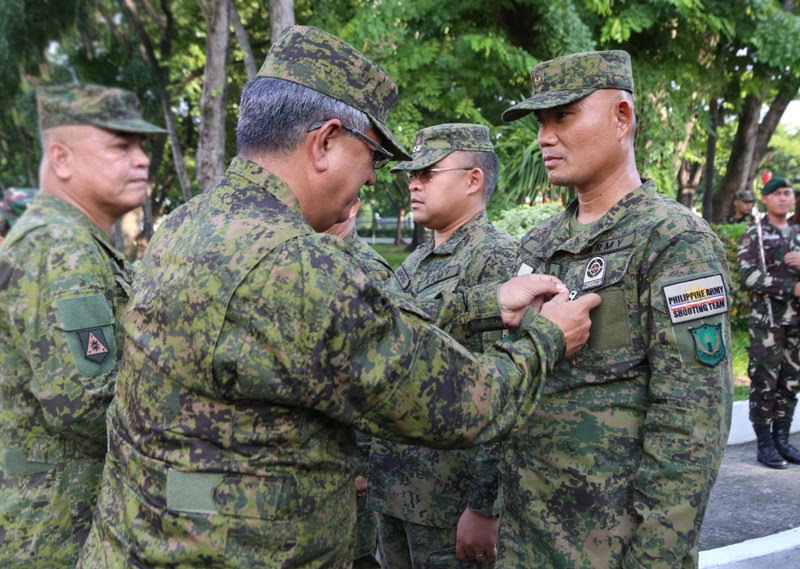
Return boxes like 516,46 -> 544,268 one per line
725,212 -> 755,225
367,212 -> 517,526
737,221 -> 800,327
78,157 -> 566,568
0,193 -> 133,567
502,180 -> 733,569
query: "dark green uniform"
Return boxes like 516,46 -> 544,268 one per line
78,157 -> 565,568
0,193 -> 133,567
368,212 -> 516,568
503,180 -> 733,569
738,221 -> 800,424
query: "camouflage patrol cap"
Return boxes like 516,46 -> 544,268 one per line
391,123 -> 493,172
1,188 -> 36,227
502,50 -> 634,122
735,188 -> 755,201
258,25 -> 410,161
37,83 -> 166,134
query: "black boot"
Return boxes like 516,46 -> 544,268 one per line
772,420 -> 800,464
755,424 -> 788,469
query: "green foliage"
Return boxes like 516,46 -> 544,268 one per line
711,223 -> 749,329
370,243 -> 410,269
491,201 -> 565,238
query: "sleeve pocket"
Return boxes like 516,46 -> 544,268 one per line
55,294 -> 116,377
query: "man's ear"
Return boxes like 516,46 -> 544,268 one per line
465,167 -> 485,198
48,140 -> 74,181
616,97 -> 635,142
308,119 -> 342,173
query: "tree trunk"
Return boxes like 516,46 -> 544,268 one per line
676,160 -> 702,209
745,80 -> 800,189
393,206 -> 406,246
230,0 -> 258,81
712,92 -> 763,222
702,98 -> 720,222
269,0 -> 294,42
409,222 -> 425,251
119,0 -> 193,203
196,0 -> 230,193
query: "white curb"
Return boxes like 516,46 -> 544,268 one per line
699,527 -> 800,568
727,400 -> 800,446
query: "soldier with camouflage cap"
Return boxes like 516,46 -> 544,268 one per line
726,188 -> 756,224
499,50 -> 733,568
78,26 -> 599,568
367,123 -> 516,568
0,188 -> 37,242
0,83 -> 163,567
738,176 -> 800,469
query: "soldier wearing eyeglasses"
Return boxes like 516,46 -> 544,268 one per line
366,124 -> 514,568
78,26 -> 600,568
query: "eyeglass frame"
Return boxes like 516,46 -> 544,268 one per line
306,120 -> 393,170
403,167 -> 473,186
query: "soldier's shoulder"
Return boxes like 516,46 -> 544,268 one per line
639,192 -> 717,239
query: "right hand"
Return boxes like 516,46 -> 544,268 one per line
497,274 -> 566,328
539,292 -> 601,356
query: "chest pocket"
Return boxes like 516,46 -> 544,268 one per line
412,265 -> 461,300
559,246 -> 642,368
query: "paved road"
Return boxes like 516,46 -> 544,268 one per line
700,432 -> 800,551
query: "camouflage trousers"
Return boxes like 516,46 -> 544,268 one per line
748,324 -> 800,424
354,492 -> 380,568
375,513 -> 491,569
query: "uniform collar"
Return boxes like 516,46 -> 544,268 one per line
33,193 -> 124,262
226,156 -> 301,212
543,179 -> 653,257
428,210 -> 489,255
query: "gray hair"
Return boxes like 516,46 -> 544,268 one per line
236,77 -> 371,155
463,150 -> 499,203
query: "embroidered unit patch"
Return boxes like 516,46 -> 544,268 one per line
662,274 -> 728,324
582,256 -> 605,289
78,328 -> 110,364
689,323 -> 726,366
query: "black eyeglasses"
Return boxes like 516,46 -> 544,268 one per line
307,121 -> 393,170
403,167 -> 473,186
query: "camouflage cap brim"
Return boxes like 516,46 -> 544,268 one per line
391,148 -> 452,172
501,87 -> 596,122
92,118 -> 167,135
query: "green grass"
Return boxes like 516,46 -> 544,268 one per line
370,243 -> 411,269
369,240 -> 752,402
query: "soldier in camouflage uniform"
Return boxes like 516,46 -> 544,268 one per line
0,188 -> 37,243
498,50 -> 733,569
725,189 -> 756,225
367,124 -> 515,568
78,26 -> 599,569
325,196 -> 401,568
0,84 -> 164,567
738,176 -> 800,468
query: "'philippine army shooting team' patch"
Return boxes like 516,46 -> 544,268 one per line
661,274 -> 728,325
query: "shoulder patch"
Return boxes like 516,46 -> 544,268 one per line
689,323 -> 726,366
79,329 -> 110,364
662,274 -> 728,325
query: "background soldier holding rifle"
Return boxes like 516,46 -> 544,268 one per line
738,176 -> 800,468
